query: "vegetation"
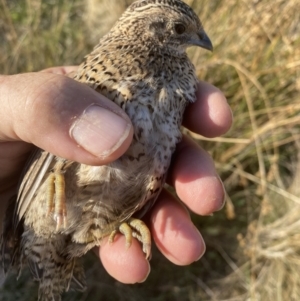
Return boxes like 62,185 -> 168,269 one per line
0,0 -> 299,300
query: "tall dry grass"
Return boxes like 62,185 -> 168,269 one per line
0,0 -> 299,300
193,1 -> 300,300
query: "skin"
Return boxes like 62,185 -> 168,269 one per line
0,66 -> 232,284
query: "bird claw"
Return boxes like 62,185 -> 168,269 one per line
54,212 -> 68,232
108,218 -> 151,259
46,169 -> 67,231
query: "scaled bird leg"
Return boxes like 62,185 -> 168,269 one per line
46,173 -> 55,216
108,218 -> 151,259
46,161 -> 67,231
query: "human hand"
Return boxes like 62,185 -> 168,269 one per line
0,66 -> 232,283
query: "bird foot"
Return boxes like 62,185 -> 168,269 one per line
46,169 -> 67,231
108,218 -> 151,259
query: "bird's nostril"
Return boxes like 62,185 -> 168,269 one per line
198,32 -> 204,40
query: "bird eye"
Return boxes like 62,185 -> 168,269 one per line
174,23 -> 186,35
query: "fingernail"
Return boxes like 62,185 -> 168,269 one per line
216,175 -> 226,211
70,104 -> 132,157
195,228 -> 206,262
137,261 -> 151,283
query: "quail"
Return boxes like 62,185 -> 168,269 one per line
0,0 -> 213,300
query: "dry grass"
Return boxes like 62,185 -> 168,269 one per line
0,0 -> 300,300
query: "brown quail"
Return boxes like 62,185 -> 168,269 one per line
0,0 -> 213,300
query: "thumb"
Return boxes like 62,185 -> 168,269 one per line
0,72 -> 133,166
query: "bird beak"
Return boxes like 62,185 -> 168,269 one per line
189,30 -> 213,52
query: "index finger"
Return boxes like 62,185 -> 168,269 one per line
183,81 -> 232,138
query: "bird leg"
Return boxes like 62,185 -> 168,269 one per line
46,173 -> 55,216
46,162 -> 67,231
108,218 -> 151,259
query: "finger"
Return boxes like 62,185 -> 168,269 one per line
150,190 -> 205,265
169,136 -> 225,215
183,81 -> 232,138
99,235 -> 150,284
98,191 -> 205,279
40,66 -> 78,75
0,73 -> 133,166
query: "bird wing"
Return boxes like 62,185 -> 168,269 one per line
14,149 -> 55,229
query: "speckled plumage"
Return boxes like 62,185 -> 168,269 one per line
0,0 -> 212,300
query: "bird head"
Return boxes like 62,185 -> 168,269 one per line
117,0 -> 213,54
